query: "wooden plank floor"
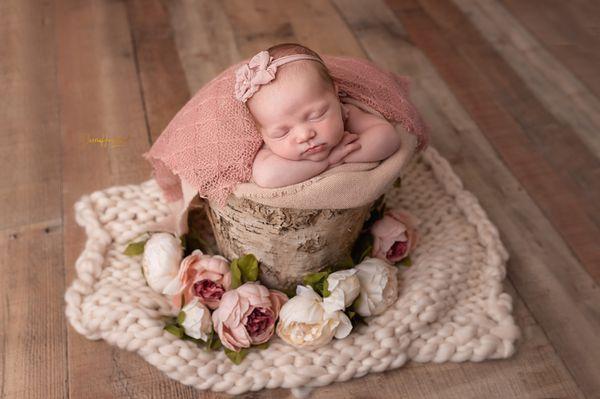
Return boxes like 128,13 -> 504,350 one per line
1,0 -> 598,398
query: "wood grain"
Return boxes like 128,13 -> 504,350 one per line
55,0 -> 196,397
166,0 -> 241,93
500,0 -> 600,100
386,0 -> 600,283
452,0 -> 600,159
222,0 -> 296,56
125,0 -> 190,143
378,0 -> 600,396
0,0 -> 62,230
0,1 -> 68,398
1,223 -> 68,398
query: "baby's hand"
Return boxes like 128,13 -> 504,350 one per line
328,131 -> 361,167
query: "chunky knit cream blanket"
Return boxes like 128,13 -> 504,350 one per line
65,147 -> 520,397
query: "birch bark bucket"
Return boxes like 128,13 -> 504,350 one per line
202,195 -> 373,291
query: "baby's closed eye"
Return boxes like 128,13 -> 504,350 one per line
308,107 -> 328,120
271,129 -> 289,138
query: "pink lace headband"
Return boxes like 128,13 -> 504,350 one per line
234,50 -> 326,103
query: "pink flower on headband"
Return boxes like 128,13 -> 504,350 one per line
234,51 -> 278,103
234,51 -> 324,103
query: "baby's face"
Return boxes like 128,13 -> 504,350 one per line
247,65 -> 344,162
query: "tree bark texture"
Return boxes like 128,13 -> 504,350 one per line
203,196 -> 373,291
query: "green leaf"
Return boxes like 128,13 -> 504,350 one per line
179,234 -> 186,251
182,334 -> 206,345
237,254 -> 259,282
163,315 -> 177,325
397,256 -> 412,267
180,294 -> 185,310
322,279 -> 330,298
209,336 -> 222,351
204,327 -> 217,351
282,287 -> 296,298
164,324 -> 184,338
303,271 -> 328,285
176,310 -> 186,325
303,271 -> 330,297
230,259 -> 242,289
253,342 -> 270,350
124,240 -> 147,256
224,347 -> 249,365
334,255 -> 355,271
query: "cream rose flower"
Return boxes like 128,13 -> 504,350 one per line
355,258 -> 399,317
371,210 -> 420,263
180,299 -> 212,341
276,286 -> 352,350
163,249 -> 232,309
322,269 -> 361,313
212,282 -> 288,352
142,232 -> 183,293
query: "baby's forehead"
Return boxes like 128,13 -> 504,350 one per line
272,62 -> 330,90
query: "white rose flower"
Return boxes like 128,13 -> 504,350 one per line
276,286 -> 352,350
180,299 -> 212,340
322,269 -> 361,313
355,258 -> 399,317
142,232 -> 182,293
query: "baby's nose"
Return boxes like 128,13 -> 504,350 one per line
297,128 -> 316,142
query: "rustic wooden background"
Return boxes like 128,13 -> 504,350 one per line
2,0 -> 599,398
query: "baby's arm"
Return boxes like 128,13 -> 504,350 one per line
252,147 -> 330,188
341,104 -> 402,164
252,135 -> 362,188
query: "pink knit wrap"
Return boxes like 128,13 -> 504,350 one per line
143,55 -> 429,207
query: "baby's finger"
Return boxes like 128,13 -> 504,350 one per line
342,143 -> 361,156
347,142 -> 361,151
343,133 -> 359,145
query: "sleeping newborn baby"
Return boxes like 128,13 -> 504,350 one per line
235,43 -> 402,188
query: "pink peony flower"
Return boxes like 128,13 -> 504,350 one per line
370,210 -> 420,263
212,282 -> 288,351
162,250 -> 232,309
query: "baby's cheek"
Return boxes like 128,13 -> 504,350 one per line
329,116 -> 345,142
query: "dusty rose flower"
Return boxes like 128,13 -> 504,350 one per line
162,249 -> 232,309
371,210 -> 420,263
212,282 -> 288,351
